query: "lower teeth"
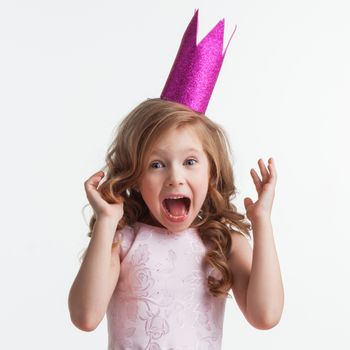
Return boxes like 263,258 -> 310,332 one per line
169,213 -> 184,218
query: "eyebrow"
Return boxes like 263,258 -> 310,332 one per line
150,147 -> 203,156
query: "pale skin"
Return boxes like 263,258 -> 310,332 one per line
69,157 -> 283,331
229,157 -> 284,329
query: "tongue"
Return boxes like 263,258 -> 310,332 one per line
165,198 -> 187,216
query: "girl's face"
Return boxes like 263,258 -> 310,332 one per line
137,125 -> 210,233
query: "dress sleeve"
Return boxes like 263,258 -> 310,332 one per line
112,225 -> 136,262
112,230 -> 123,244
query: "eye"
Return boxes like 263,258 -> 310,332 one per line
150,158 -> 197,169
150,161 -> 163,169
185,158 -> 197,166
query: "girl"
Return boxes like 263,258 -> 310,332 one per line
68,9 -> 284,350
68,99 -> 284,349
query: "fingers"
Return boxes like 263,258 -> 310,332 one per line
250,168 -> 262,192
267,157 -> 277,182
84,170 -> 105,190
250,157 -> 277,190
244,197 -> 254,208
258,159 -> 269,182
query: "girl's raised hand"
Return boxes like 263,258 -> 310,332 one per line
84,170 -> 124,221
244,157 -> 277,222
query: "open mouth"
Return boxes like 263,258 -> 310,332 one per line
161,196 -> 191,221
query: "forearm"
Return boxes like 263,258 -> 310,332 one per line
246,217 -> 284,327
68,217 -> 119,329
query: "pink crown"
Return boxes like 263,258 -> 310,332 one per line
160,9 -> 237,114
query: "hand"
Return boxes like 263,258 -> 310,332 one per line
84,170 -> 124,221
244,157 -> 277,222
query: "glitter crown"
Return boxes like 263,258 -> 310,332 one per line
160,8 -> 237,114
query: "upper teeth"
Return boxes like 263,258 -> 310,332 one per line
166,196 -> 186,199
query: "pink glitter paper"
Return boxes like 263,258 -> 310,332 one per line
160,8 -> 237,114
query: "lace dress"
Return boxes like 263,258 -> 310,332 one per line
106,221 -> 227,350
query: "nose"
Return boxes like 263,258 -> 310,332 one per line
165,164 -> 185,187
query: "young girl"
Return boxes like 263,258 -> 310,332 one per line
68,9 -> 284,350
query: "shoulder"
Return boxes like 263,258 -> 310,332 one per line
112,224 -> 137,261
228,231 -> 252,280
229,230 -> 252,256
113,223 -> 135,242
228,230 -> 253,317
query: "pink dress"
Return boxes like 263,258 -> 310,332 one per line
106,221 -> 227,350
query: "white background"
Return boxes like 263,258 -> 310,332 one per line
0,0 -> 349,349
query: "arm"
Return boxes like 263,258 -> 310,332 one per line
245,216 -> 284,328
229,217 -> 284,330
229,157 -> 284,329
68,217 -> 121,331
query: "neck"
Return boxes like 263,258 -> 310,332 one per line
141,214 -> 164,228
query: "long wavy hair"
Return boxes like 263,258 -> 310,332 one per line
80,98 -> 252,299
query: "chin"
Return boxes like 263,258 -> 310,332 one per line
161,215 -> 195,233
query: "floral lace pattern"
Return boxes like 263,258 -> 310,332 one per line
106,222 -> 227,350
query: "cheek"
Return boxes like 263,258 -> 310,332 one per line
139,176 -> 160,198
193,175 -> 209,196
199,168 -> 210,198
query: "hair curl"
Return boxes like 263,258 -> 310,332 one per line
80,98 -> 252,299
